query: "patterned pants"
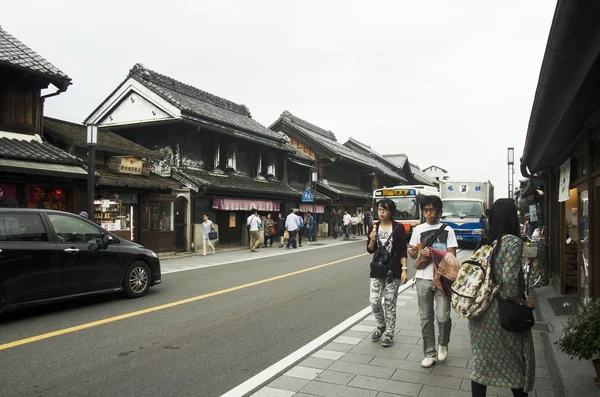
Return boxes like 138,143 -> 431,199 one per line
369,278 -> 401,338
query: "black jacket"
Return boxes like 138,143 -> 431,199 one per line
366,220 -> 408,279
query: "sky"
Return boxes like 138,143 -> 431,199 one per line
3,1 -> 556,197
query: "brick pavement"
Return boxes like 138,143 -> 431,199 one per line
251,285 -> 555,397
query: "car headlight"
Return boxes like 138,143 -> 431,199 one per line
472,229 -> 483,235
148,250 -> 158,258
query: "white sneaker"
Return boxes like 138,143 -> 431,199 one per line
437,345 -> 448,362
421,357 -> 436,368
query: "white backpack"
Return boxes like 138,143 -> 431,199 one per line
451,245 -> 500,319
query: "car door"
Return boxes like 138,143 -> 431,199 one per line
0,212 -> 62,305
45,213 -> 122,295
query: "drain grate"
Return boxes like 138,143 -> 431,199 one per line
532,322 -> 551,332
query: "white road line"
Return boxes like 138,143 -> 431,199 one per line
162,239 -> 362,274
220,278 -> 417,397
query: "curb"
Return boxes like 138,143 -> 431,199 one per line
221,278 -> 417,397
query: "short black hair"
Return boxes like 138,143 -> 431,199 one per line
377,198 -> 396,215
252,209 -> 258,215
420,195 -> 443,214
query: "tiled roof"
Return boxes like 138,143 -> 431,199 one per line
128,64 -> 285,143
382,153 -> 408,169
96,166 -> 181,190
0,26 -> 71,91
318,180 -> 371,200
176,169 -> 300,197
343,138 -> 407,183
274,111 -> 404,181
43,117 -> 160,159
0,133 -> 82,165
422,164 -> 448,173
410,163 -> 437,186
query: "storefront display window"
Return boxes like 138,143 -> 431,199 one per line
142,200 -> 174,232
94,192 -> 137,241
29,187 -> 67,211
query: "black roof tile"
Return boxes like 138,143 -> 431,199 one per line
0,134 -> 81,165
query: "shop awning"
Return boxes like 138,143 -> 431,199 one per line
213,197 -> 280,211
0,158 -> 88,178
97,168 -> 182,190
300,203 -> 325,213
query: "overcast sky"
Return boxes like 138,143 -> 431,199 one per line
4,1 -> 556,197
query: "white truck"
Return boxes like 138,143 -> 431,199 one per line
439,180 -> 494,245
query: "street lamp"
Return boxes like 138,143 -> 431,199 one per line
507,147 -> 514,199
87,124 -> 98,221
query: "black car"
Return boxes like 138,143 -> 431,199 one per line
0,208 -> 161,313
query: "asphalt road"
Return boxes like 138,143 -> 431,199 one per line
0,239 -> 428,397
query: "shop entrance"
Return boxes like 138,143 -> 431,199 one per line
175,196 -> 188,251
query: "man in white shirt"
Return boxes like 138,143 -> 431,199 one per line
285,209 -> 300,249
247,209 -> 262,252
408,196 -> 458,368
342,210 -> 352,240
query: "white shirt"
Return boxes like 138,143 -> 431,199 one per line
343,214 -> 352,225
247,215 -> 261,231
285,213 -> 300,231
202,220 -> 213,239
409,222 -> 458,280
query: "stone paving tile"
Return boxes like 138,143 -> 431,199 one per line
268,376 -> 311,392
323,342 -> 354,353
361,319 -> 380,328
393,328 -> 423,338
418,385 -> 472,397
343,330 -> 372,338
459,379 -> 512,397
358,335 -> 420,347
536,367 -> 549,379
251,386 -> 295,397
352,325 -> 376,332
334,335 -> 363,345
285,366 -> 324,380
369,356 -> 434,374
403,352 -> 469,369
535,390 -> 557,397
348,375 -> 422,396
298,357 -> 335,370
291,393 -> 318,397
340,352 -> 375,364
534,377 -> 553,391
431,364 -> 473,379
300,380 -> 378,397
314,369 -> 356,385
351,344 -> 413,360
391,368 -> 463,389
328,360 -> 396,379
311,349 -> 345,360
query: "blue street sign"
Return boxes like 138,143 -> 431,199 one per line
301,188 -> 314,203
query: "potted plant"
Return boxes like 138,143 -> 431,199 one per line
556,298 -> 600,386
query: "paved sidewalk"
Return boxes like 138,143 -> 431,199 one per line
248,285 -> 556,397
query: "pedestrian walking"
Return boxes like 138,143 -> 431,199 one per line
201,214 -> 216,256
285,209 -> 300,248
357,210 -> 364,235
305,211 -> 315,243
343,210 -> 352,240
247,209 -> 261,252
408,195 -> 458,368
78,210 -> 89,219
363,210 -> 372,235
296,210 -> 304,247
263,213 -> 276,247
468,199 -> 535,397
331,209 -> 339,239
367,198 -> 408,347
276,213 -> 285,247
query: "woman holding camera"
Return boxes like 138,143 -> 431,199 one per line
367,198 -> 408,347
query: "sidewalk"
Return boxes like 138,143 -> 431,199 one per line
244,284 -> 555,397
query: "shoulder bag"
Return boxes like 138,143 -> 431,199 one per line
414,224 -> 447,270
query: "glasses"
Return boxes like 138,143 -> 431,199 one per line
377,207 -> 389,212
423,207 -> 437,213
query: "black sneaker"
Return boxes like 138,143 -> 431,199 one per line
381,336 -> 393,347
371,327 -> 385,342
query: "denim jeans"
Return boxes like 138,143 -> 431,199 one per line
286,230 -> 298,248
415,278 -> 452,357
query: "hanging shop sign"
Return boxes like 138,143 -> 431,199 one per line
229,212 -> 236,227
109,157 -> 150,176
558,159 -> 571,202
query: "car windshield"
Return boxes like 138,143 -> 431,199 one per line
373,197 -> 418,220
442,201 -> 483,218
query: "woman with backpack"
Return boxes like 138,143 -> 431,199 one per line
468,199 -> 535,397
367,198 -> 408,348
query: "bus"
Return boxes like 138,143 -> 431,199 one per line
372,185 -> 439,237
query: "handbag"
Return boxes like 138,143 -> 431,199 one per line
270,227 -> 276,236
208,230 -> 218,240
414,224 -> 447,270
284,230 -> 290,240
491,244 -> 535,333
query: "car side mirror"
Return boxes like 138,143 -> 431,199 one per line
102,234 -> 111,249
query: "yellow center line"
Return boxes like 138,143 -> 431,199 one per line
0,252 -> 368,351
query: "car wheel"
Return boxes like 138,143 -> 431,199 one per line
123,261 -> 151,298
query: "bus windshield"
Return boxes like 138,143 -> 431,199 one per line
442,201 -> 483,218
373,197 -> 419,220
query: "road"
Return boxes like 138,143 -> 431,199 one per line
0,239 -> 458,397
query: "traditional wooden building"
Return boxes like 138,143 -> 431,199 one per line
381,153 -> 438,188
269,111 -> 408,222
84,64 -> 305,248
0,26 -> 87,211
521,0 -> 600,301
43,117 -> 183,252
